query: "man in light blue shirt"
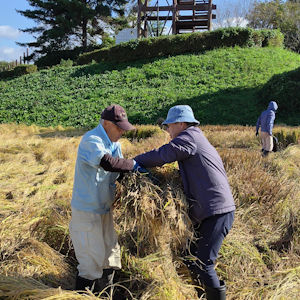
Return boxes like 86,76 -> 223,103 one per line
69,104 -> 135,293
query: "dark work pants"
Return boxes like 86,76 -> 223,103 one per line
186,211 -> 235,288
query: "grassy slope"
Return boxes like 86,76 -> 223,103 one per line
1,47 -> 300,127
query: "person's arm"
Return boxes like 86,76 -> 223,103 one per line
100,154 -> 134,172
134,136 -> 196,168
256,114 -> 261,135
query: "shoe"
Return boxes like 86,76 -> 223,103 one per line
204,280 -> 226,300
93,276 -> 109,294
75,275 -> 95,291
94,269 -> 116,295
262,150 -> 270,157
75,274 -> 110,294
103,268 -> 115,285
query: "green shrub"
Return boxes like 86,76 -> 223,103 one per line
77,28 -> 283,65
59,59 -> 73,67
35,49 -> 80,68
261,29 -> 284,47
13,65 -> 37,76
0,70 -> 12,79
0,64 -> 37,79
35,46 -> 102,68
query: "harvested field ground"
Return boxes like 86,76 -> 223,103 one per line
0,124 -> 299,300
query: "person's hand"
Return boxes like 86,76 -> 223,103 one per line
255,131 -> 259,137
133,161 -> 149,175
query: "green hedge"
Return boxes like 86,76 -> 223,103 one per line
35,45 -> 103,68
0,64 -> 37,79
77,28 -> 283,65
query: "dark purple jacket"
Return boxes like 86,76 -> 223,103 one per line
134,126 -> 235,223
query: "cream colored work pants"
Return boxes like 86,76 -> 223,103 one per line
69,208 -> 121,280
261,131 -> 273,152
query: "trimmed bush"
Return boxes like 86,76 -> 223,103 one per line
0,70 -> 12,79
35,45 -> 103,68
0,64 -> 37,79
77,28 -> 283,65
13,65 -> 37,76
35,49 -> 83,68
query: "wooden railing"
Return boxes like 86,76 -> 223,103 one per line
0,48 -> 31,72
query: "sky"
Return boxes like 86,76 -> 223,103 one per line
0,1 -> 36,62
0,0 -> 251,62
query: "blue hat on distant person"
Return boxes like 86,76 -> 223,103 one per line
162,105 -> 200,125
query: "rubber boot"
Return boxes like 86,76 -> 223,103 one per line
103,268 -> 115,285
76,274 -> 110,294
93,269 -> 115,295
262,150 -> 270,157
93,276 -> 109,294
75,275 -> 95,291
204,280 -> 226,300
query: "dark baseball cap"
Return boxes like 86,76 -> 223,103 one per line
101,104 -> 135,131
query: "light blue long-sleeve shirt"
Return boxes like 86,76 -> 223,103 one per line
71,124 -> 122,214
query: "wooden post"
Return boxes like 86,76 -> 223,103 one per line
144,0 -> 148,37
192,0 -> 195,32
27,48 -> 29,63
208,0 -> 212,31
137,0 -> 141,38
20,56 -> 22,64
172,0 -> 177,34
157,0 -> 159,37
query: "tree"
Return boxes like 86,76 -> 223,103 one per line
247,0 -> 300,53
17,0 -> 128,59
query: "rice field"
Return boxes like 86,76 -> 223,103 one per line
0,123 -> 299,300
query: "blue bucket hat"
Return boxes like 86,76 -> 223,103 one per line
162,105 -> 199,125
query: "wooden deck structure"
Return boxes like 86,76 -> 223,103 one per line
137,0 -> 216,38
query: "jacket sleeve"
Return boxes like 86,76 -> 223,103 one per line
100,154 -> 134,172
134,136 -> 197,168
266,111 -> 275,135
256,114 -> 261,132
77,135 -> 107,168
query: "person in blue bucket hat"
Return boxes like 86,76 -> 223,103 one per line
133,105 -> 235,300
98,105 -> 235,299
162,105 -> 200,124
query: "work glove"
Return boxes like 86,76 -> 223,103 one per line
255,131 -> 259,137
133,160 -> 149,175
133,161 -> 161,185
